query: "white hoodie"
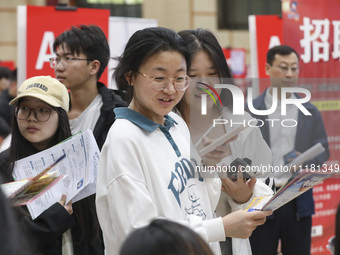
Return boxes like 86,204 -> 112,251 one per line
96,108 -> 225,255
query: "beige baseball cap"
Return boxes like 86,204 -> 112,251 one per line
9,76 -> 69,112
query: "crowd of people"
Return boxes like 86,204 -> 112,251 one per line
0,24 -> 337,255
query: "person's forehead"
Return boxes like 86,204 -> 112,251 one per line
56,44 -> 84,56
273,52 -> 298,63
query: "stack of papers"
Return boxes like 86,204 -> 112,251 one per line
8,130 -> 99,219
246,143 -> 336,212
246,169 -> 337,212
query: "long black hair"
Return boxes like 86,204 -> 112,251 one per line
114,27 -> 190,103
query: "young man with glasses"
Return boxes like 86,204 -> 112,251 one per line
51,24 -> 127,150
246,45 -> 329,255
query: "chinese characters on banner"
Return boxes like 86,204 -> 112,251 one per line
282,1 -> 340,254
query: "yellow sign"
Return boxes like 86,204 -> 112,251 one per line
311,100 -> 340,111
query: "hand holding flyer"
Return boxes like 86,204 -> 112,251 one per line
1,171 -> 66,207
7,154 -> 66,200
246,169 -> 337,212
11,130 -> 100,219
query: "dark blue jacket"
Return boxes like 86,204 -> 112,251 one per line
245,88 -> 330,218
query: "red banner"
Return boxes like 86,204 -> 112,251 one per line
18,6 -> 109,85
282,0 -> 340,78
248,15 -> 282,94
282,1 -> 340,254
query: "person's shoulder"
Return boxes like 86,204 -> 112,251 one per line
169,111 -> 189,129
108,117 -> 143,139
0,149 -> 10,163
97,82 -> 128,107
169,111 -> 184,122
296,94 -> 322,114
0,89 -> 10,101
245,89 -> 266,113
252,89 -> 266,104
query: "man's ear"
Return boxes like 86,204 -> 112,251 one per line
265,63 -> 271,76
89,60 -> 100,76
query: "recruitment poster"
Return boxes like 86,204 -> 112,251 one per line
282,0 -> 340,254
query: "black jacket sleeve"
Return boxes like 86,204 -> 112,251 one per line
19,203 -> 75,249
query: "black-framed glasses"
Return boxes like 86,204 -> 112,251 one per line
15,106 -> 54,122
138,72 -> 190,91
49,57 -> 91,68
271,65 -> 299,74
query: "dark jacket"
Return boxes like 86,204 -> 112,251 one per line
0,150 -> 104,255
0,89 -> 14,127
245,88 -> 330,218
92,82 -> 127,150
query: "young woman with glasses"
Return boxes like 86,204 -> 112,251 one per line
0,75 -> 103,255
176,28 -> 275,255
96,27 -> 272,255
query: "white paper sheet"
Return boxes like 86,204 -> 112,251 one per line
12,130 -> 100,219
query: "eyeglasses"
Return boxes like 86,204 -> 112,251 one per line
49,57 -> 91,68
15,106 -> 54,122
138,72 -> 190,91
271,65 -> 299,74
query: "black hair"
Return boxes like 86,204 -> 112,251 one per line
178,28 -> 234,110
120,219 -> 214,255
53,25 -> 110,80
114,27 -> 190,103
0,117 -> 10,138
0,66 -> 11,79
266,45 -> 299,65
8,99 -> 99,245
10,68 -> 17,82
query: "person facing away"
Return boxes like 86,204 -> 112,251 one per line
0,68 -> 17,127
246,45 -> 329,255
177,28 -> 274,255
96,26 -> 272,255
51,24 -> 127,150
0,75 -> 103,255
120,219 -> 214,255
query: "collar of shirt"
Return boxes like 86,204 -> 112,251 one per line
114,107 -> 181,157
114,107 -> 177,132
